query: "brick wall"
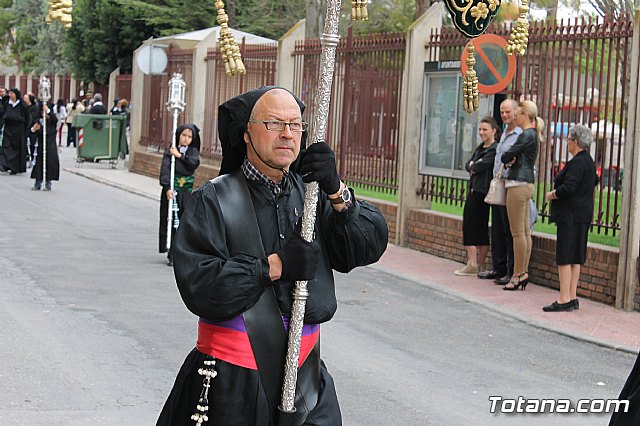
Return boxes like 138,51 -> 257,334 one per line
406,208 -> 621,308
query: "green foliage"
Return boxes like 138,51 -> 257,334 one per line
350,0 -> 416,35
5,0 -> 70,74
0,1 -> 15,65
234,0 -> 307,40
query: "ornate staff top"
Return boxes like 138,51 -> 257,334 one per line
167,73 -> 187,113
38,75 -> 51,103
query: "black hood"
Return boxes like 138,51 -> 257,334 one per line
217,86 -> 307,176
175,123 -> 201,151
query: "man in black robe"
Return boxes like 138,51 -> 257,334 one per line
157,87 -> 388,425
0,88 -> 28,174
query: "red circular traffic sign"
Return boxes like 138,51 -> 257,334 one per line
460,34 -> 516,95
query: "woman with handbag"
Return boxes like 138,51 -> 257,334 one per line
455,117 -> 500,276
500,100 -> 542,290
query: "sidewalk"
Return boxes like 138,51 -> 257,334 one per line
61,148 -> 640,354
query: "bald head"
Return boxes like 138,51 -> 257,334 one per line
500,99 -> 519,129
250,88 -> 301,121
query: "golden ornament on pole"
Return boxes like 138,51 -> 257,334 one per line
506,0 -> 530,56
214,0 -> 246,76
462,43 -> 480,113
46,0 -> 73,29
351,0 -> 368,21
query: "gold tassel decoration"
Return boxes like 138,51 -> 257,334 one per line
351,0 -> 368,21
462,43 -> 479,113
506,0 -> 529,56
215,0 -> 246,76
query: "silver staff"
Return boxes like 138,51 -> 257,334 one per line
278,0 -> 343,417
38,75 -> 51,190
165,73 -> 186,252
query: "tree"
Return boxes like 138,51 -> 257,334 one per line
351,0 -> 416,34
6,0 -> 70,74
234,0 -> 306,40
0,0 -> 17,67
587,0 -> 638,17
64,0 -> 218,84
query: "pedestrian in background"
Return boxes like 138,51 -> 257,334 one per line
54,98 -> 67,146
24,93 -> 39,168
478,99 -> 521,285
0,88 -> 29,175
89,93 -> 107,115
543,124 -> 598,312
65,98 -> 85,147
501,100 -> 542,291
455,117 -> 499,276
30,99 -> 59,191
158,124 -> 201,266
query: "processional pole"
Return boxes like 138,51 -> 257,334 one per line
278,1 -> 368,421
166,73 -> 187,252
38,75 -> 51,190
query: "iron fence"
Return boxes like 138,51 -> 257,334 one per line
292,27 -> 405,195
139,48 -> 194,151
202,42 -> 277,159
421,14 -> 634,235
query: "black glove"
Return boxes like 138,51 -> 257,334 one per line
299,142 -> 341,195
276,232 -> 321,281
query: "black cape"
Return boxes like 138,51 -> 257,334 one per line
0,99 -> 29,173
610,352 -> 640,425
30,104 -> 60,182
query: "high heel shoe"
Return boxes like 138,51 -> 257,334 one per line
503,273 -> 529,291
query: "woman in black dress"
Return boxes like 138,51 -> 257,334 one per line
455,117 -> 500,276
543,124 -> 598,312
159,124 -> 201,265
0,88 -> 28,174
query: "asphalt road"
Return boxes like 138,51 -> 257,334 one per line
0,157 -> 636,425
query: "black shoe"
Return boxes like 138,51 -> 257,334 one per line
571,299 -> 579,310
44,182 -> 52,191
9,171 -> 17,175
494,275 -> 511,285
478,270 -> 499,279
31,184 -> 41,191
0,164 -> 6,172
503,273 -> 529,291
543,301 -> 575,312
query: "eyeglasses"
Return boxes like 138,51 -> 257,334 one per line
249,120 -> 308,132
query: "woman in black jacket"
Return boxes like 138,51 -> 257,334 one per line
543,124 -> 598,312
501,100 -> 542,290
159,124 -> 201,265
455,117 -> 500,276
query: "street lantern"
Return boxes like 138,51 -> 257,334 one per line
39,75 -> 51,103
166,73 -> 186,113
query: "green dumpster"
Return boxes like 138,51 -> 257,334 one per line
73,114 -> 128,165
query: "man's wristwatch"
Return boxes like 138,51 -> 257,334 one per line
329,186 -> 352,205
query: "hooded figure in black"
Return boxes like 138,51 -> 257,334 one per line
0,88 -> 29,174
156,87 -> 388,425
29,100 -> 59,190
158,123 -> 201,263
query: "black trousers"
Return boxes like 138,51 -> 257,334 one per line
490,205 -> 513,277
